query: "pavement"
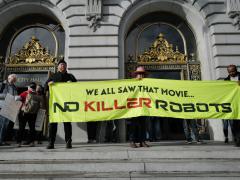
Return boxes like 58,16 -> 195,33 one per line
0,141 -> 240,179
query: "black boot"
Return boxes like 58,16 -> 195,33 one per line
46,143 -> 54,149
235,135 -> 240,147
66,140 -> 72,149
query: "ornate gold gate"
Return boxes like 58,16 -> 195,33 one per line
5,36 -> 57,87
125,33 -> 201,80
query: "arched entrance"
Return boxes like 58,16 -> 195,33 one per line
0,14 -> 65,139
0,14 -> 65,85
124,12 -> 206,140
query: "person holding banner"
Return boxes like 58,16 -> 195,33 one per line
129,66 -> 149,148
45,59 -> 77,149
0,74 -> 18,146
223,64 -> 240,146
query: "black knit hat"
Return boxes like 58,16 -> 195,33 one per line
57,59 -> 67,66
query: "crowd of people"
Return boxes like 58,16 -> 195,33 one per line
0,75 -> 45,147
0,62 -> 239,149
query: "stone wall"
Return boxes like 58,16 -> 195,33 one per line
49,0 -> 120,81
191,0 -> 240,79
0,0 -> 239,80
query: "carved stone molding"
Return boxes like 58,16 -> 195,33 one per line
85,0 -> 102,32
227,0 -> 240,29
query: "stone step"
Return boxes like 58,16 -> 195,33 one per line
1,172 -> 240,180
0,142 -> 240,161
0,159 -> 240,173
0,141 -> 240,179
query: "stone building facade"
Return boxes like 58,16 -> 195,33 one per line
0,0 -> 239,142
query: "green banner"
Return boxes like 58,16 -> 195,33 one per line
49,78 -> 240,123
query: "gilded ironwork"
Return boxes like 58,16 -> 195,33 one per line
8,36 -> 56,65
137,33 -> 187,64
189,63 -> 201,80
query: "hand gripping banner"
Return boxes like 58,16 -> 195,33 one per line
49,78 -> 240,123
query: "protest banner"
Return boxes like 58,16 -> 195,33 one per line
35,109 -> 46,131
0,93 -> 21,122
49,78 -> 240,123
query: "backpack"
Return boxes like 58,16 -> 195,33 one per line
23,92 -> 40,114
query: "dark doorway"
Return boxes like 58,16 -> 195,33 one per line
148,70 -> 181,79
147,70 -> 185,140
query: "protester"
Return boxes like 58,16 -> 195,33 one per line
16,82 -> 43,147
35,85 -> 46,144
224,64 -> 240,146
0,74 -> 18,146
45,59 -> 77,149
128,66 -> 149,148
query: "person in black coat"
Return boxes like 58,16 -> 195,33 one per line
128,66 -> 149,148
45,59 -> 77,149
223,64 -> 240,146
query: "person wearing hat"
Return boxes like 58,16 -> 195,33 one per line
133,66 -> 147,79
44,58 -> 77,149
128,66 -> 149,148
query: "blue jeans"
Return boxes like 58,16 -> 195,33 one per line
183,119 -> 200,142
146,117 -> 161,141
222,120 -> 234,139
129,116 -> 147,143
0,115 -> 10,143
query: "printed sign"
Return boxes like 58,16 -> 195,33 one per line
49,78 -> 240,123
0,94 -> 22,122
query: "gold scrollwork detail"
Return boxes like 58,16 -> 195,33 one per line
189,64 -> 201,80
8,36 -> 56,65
137,33 -> 187,64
